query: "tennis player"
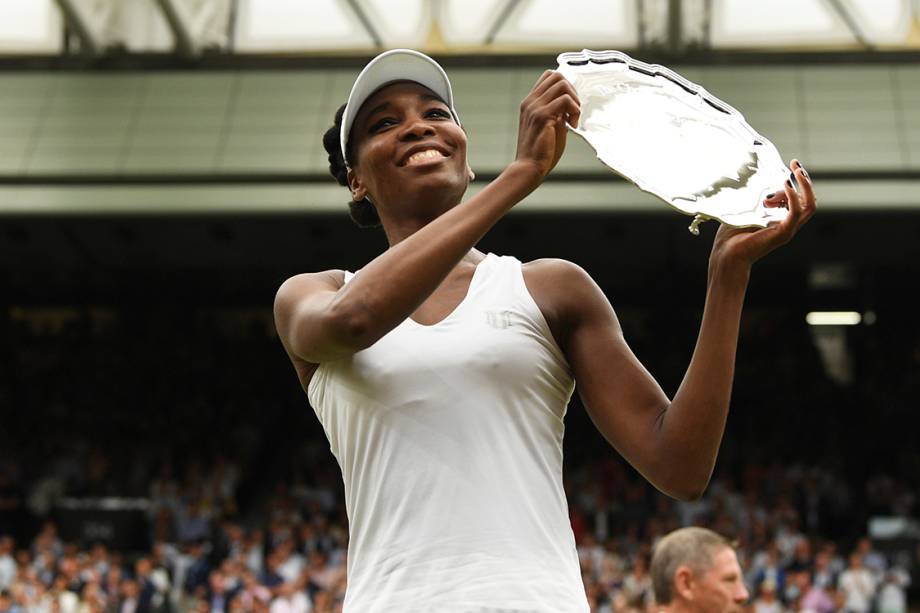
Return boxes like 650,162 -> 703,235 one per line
274,49 -> 816,612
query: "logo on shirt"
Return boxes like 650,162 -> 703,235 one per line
485,310 -> 514,329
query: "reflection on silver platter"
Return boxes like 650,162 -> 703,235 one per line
556,49 -> 791,234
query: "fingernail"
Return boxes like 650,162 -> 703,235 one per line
766,192 -> 775,199
786,179 -> 793,188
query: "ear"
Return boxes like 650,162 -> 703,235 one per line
347,167 -> 367,202
674,566 -> 695,601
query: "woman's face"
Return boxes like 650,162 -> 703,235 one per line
347,81 -> 473,219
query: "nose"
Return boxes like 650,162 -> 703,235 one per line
735,582 -> 750,604
399,114 -> 436,140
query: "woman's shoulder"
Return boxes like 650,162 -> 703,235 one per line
273,269 -> 348,319
275,269 -> 347,297
520,258 -> 605,348
521,257 -> 596,290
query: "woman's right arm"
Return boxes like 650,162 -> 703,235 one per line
275,71 -> 580,364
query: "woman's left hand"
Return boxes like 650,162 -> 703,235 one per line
709,158 -> 817,272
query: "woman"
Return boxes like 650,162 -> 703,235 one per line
274,49 -> 816,612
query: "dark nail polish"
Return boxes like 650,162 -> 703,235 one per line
786,179 -> 793,188
766,192 -> 775,199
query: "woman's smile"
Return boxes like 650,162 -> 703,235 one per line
403,148 -> 448,167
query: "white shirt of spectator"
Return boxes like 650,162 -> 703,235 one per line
308,254 -> 586,612
877,568 -> 910,613
752,598 -> 784,613
277,552 -> 305,585
269,591 -> 312,613
0,551 -> 15,590
838,567 -> 876,613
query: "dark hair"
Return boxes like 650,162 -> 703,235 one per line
322,103 -> 381,228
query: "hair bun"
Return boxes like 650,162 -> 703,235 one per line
322,103 -> 381,228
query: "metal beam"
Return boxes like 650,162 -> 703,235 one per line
637,0 -> 669,49
344,0 -> 383,48
825,0 -> 873,50
53,0 -> 102,56
703,0 -> 713,49
637,0 -> 647,49
226,0 -> 240,52
485,0 -> 521,45
3,50 -> 920,72
676,0 -> 710,50
154,0 -> 196,57
667,0 -> 682,53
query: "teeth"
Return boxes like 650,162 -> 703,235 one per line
406,149 -> 445,165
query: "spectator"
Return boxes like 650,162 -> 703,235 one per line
838,552 -> 876,613
856,537 -> 887,581
752,580 -> 784,613
650,527 -> 749,613
238,570 -> 271,611
876,567 -> 910,613
798,567 -> 836,613
274,541 -> 304,587
0,538 -> 15,591
751,542 -> 787,597
77,581 -> 106,613
118,579 -> 139,613
620,554 -> 653,610
182,541 -> 210,599
176,501 -> 211,545
0,588 -> 22,613
207,570 -> 232,613
269,582 -> 310,613
812,549 -> 837,591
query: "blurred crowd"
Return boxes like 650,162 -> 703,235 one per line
0,456 -> 917,613
1,297 -> 919,612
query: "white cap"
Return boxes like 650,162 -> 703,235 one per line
340,48 -> 460,167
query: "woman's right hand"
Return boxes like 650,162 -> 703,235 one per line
513,70 -> 581,184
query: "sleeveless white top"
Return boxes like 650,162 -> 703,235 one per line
307,253 -> 589,612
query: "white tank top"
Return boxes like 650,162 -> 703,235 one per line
307,253 -> 589,612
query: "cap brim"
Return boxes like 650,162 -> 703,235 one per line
340,49 -> 459,166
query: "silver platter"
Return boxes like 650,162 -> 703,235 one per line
556,49 -> 790,234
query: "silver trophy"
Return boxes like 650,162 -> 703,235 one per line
557,49 -> 791,235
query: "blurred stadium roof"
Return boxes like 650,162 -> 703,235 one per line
0,0 -> 918,60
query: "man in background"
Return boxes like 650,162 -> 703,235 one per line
650,527 -> 749,613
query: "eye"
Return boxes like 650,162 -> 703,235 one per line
369,117 -> 397,133
426,108 -> 451,119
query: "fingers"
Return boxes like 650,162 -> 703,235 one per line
784,173 -> 802,216
534,75 -> 579,105
762,190 -> 787,208
761,159 -> 817,230
729,158 -> 817,264
542,94 -> 581,128
790,159 -> 817,222
529,69 -> 566,99
525,72 -> 581,120
530,78 -> 581,127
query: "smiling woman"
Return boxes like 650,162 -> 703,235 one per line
321,49 -> 473,228
275,49 -> 816,612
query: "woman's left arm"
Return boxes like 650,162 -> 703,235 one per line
555,160 -> 816,500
